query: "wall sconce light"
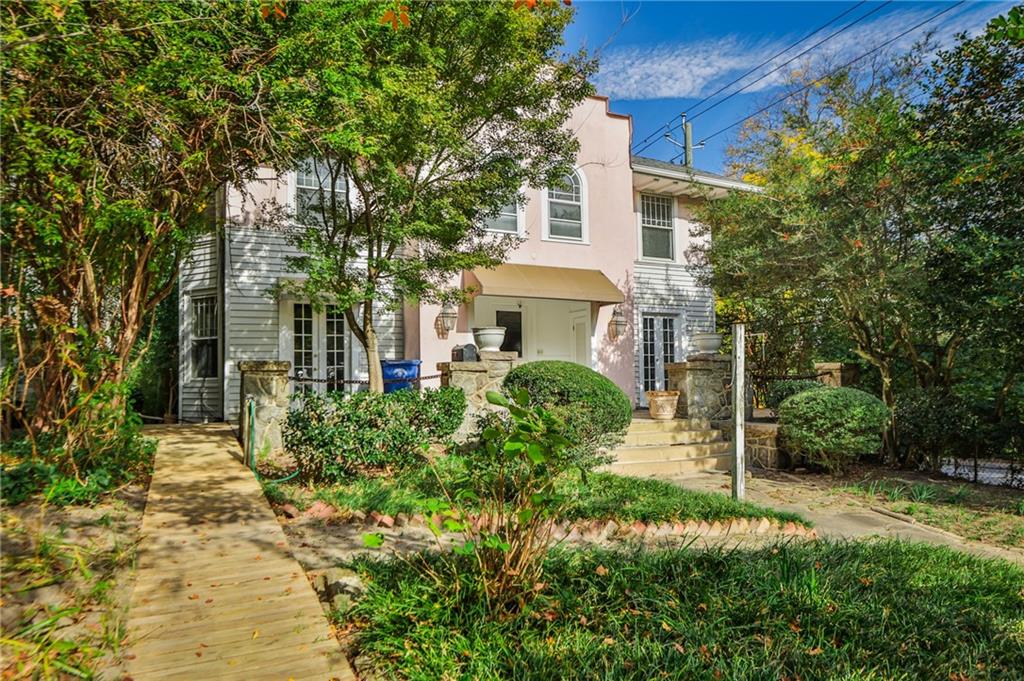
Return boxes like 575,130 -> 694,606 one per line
435,303 -> 458,339
607,306 -> 627,340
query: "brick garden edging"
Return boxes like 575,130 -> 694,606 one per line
282,501 -> 818,541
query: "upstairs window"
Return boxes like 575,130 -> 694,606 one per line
295,158 -> 347,224
640,194 -> 674,260
191,295 -> 218,378
546,171 -> 584,241
485,202 -> 519,233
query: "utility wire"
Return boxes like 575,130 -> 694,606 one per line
633,0 -> 889,156
631,1 -> 867,153
697,0 -> 965,146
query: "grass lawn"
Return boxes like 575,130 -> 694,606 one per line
843,479 -> 1024,548
265,456 -> 806,526
341,540 -> 1024,680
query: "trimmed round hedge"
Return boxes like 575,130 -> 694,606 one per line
766,379 -> 827,410
503,361 -> 632,473
778,387 -> 890,473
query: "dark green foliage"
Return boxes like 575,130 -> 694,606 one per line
895,389 -> 980,469
765,379 -> 827,410
344,540 -> 1024,679
283,388 -> 466,482
503,361 -> 632,473
779,387 -> 890,472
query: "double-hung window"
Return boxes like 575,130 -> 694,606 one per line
640,194 -> 674,260
546,171 -> 584,240
191,294 -> 218,378
485,202 -> 519,233
295,158 -> 346,224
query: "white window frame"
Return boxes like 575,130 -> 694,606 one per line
483,199 -> 526,236
287,158 -> 349,221
187,290 -> 219,380
541,168 -> 589,244
638,193 -> 675,262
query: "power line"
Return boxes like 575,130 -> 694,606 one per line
697,0 -> 966,146
629,3 -> 869,152
633,0 -> 890,156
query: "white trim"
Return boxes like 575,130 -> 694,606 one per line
541,167 -> 589,245
636,192 -> 677,264
483,199 -> 526,237
631,162 -> 761,193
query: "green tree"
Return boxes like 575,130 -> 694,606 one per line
1,1 -> 281,463
269,1 -> 593,391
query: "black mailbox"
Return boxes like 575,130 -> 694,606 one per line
451,344 -> 478,362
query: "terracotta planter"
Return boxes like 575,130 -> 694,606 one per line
472,326 -> 506,352
692,332 -> 723,354
645,390 -> 680,420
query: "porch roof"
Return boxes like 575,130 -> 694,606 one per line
468,264 -> 624,305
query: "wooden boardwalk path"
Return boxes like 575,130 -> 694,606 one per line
125,425 -> 353,681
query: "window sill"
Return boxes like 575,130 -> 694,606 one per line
636,257 -> 680,265
541,235 -> 589,245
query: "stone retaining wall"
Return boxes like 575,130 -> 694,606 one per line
438,351 -> 519,440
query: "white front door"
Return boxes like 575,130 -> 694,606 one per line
640,314 -> 677,394
570,309 -> 590,367
283,302 -> 348,393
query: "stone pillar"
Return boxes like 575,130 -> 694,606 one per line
814,362 -> 859,387
438,351 -> 518,441
666,353 -> 753,426
239,360 -> 291,456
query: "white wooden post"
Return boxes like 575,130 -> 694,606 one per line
732,323 -> 745,501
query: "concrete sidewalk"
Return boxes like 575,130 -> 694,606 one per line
668,471 -> 1024,565
125,425 -> 353,681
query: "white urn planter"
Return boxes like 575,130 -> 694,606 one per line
472,326 -> 506,352
692,332 -> 723,354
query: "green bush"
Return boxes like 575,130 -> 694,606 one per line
283,387 -> 466,483
765,378 -> 826,410
503,361 -> 632,473
895,389 -> 979,469
779,387 -> 890,472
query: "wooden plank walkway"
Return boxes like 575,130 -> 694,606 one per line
125,425 -> 353,681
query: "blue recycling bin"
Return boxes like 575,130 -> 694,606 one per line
381,359 -> 422,393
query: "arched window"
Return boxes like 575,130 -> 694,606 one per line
545,170 -> 586,241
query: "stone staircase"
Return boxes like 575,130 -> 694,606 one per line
603,411 -> 733,478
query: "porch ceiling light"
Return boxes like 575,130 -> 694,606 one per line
435,304 -> 458,339
607,306 -> 627,341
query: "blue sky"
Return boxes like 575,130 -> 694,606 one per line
562,1 -> 1013,173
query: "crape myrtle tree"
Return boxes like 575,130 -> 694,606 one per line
690,52 -> 930,451
0,1 -> 283,464
269,1 -> 594,392
691,15 -> 1023,460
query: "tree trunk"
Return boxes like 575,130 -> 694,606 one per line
345,300 -> 385,393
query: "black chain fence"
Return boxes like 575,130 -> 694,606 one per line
941,457 -> 1024,489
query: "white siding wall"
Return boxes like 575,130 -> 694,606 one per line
632,193 -> 715,405
178,235 -> 223,422
223,226 -> 404,423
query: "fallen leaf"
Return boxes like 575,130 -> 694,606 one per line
859,577 -> 873,586
595,565 -> 608,576
205,599 -> 213,604
673,643 -> 685,654
661,621 -> 672,632
252,630 -> 259,639
789,620 -> 802,633
188,594 -> 199,600
603,637 -> 615,645
807,647 -> 823,656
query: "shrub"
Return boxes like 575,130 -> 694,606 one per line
503,361 -> 631,473
765,379 -> 827,410
779,387 -> 890,472
895,389 -> 979,469
283,387 -> 466,483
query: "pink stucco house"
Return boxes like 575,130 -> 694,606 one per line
178,96 -> 753,424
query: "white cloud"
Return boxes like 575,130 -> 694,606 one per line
594,1 -> 1013,101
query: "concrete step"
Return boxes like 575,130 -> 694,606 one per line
602,453 -> 732,478
623,428 -> 722,447
628,417 -> 711,433
611,440 -> 732,464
